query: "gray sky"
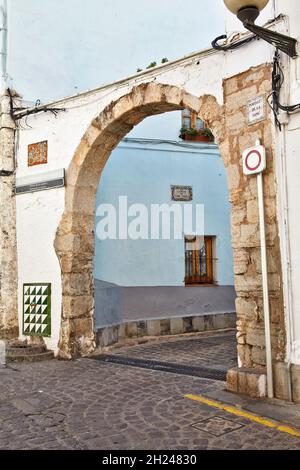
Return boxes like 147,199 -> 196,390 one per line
8,0 -> 225,101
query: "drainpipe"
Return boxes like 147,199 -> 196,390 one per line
0,0 -> 8,91
274,25 -> 295,400
276,114 -> 295,402
269,1 -> 295,402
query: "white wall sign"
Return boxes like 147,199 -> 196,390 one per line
16,169 -> 65,195
242,145 -> 266,176
248,96 -> 266,125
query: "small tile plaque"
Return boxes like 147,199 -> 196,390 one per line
171,185 -> 193,202
247,95 -> 266,125
28,141 -> 48,167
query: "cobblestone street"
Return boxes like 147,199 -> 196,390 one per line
107,330 -> 237,371
0,332 -> 300,450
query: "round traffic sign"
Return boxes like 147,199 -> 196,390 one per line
245,149 -> 262,172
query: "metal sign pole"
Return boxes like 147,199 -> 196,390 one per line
257,170 -> 274,399
243,140 -> 273,398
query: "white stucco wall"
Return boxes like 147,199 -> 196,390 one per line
16,189 -> 64,352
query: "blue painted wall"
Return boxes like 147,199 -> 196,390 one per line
94,138 -> 234,287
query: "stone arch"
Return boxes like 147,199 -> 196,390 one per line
54,82 -> 226,358
54,76 -> 285,372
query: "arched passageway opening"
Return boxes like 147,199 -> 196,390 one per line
55,77 -> 284,389
55,83 -> 227,358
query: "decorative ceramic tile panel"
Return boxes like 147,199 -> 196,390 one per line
23,284 -> 51,337
28,141 -> 48,167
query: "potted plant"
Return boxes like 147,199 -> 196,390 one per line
179,127 -> 214,143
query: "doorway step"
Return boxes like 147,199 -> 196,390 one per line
5,340 -> 54,363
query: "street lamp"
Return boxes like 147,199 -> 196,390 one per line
223,0 -> 297,58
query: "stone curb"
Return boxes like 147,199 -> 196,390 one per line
95,312 -> 236,350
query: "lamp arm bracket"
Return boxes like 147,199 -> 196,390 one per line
243,21 -> 297,59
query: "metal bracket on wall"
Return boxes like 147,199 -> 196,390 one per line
243,20 -> 297,59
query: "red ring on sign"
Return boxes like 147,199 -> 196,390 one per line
245,150 -> 261,172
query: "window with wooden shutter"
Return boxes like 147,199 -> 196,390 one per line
184,236 -> 215,285
181,109 -> 204,130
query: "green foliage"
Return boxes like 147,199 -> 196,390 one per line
180,127 -> 198,137
146,61 -> 157,69
179,127 -> 215,141
202,128 -> 215,141
137,58 -> 168,73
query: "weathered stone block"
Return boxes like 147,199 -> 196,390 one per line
237,343 -> 253,368
233,250 -> 250,275
126,322 -> 138,338
64,295 -> 94,319
118,323 -> 126,340
240,224 -> 259,246
252,346 -> 266,366
226,367 -> 267,398
227,368 -> 238,393
160,319 -> 171,336
212,314 -> 226,330
137,321 -> 148,337
183,317 -> 193,333
192,316 -> 205,332
226,111 -> 247,133
170,318 -> 184,335
234,274 -> 263,295
225,312 -> 237,328
97,326 -> 118,348
246,328 -> 266,348
204,315 -> 214,331
231,208 -> 246,226
246,370 -> 267,398
62,273 -> 93,296
226,86 -> 257,113
236,297 -> 257,321
147,320 -> 161,337
273,362 -> 291,401
224,77 -> 238,96
291,365 -> 300,404
226,164 -> 241,192
247,199 -> 259,224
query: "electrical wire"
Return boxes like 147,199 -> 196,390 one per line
212,33 -> 258,51
268,51 -> 300,130
11,47 -> 218,119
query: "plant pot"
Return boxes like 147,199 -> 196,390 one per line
181,134 -> 212,143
